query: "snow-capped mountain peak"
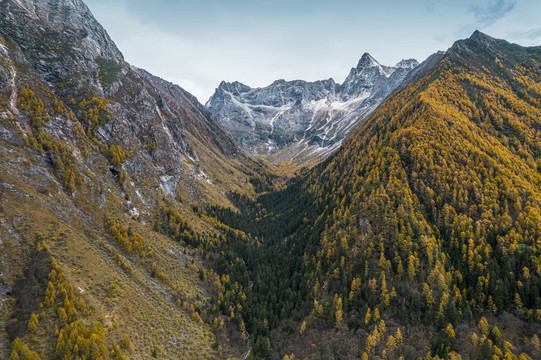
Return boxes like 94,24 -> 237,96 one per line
205,53 -> 419,163
395,58 -> 419,69
356,52 -> 380,69
214,81 -> 252,97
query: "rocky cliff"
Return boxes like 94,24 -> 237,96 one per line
205,53 -> 419,163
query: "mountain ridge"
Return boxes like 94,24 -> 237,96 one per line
0,0 -> 265,358
205,53 -> 419,165
202,30 -> 541,359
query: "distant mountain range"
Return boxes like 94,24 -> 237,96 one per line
205,54 -> 419,163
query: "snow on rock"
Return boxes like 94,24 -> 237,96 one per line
206,54 -> 419,162
8,66 -> 19,116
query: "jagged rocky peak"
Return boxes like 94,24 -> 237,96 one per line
356,52 -> 380,68
262,78 -> 339,102
395,58 -> 419,69
206,51 -> 420,163
352,53 -> 418,75
2,0 -> 123,62
342,53 -> 395,98
469,30 -> 498,45
216,80 -> 251,96
446,30 -> 508,61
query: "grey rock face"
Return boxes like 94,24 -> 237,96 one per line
206,53 -> 418,162
0,0 -> 252,213
3,0 -> 123,62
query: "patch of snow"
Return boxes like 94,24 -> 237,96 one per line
126,200 -> 139,217
196,170 -> 213,184
246,102 -> 294,112
226,91 -> 255,122
332,94 -> 369,110
268,104 -> 293,133
265,138 -> 277,152
135,189 -> 146,204
300,95 -> 368,141
381,66 -> 396,78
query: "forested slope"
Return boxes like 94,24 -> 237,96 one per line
207,31 -> 541,359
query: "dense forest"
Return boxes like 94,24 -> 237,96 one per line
192,32 -> 541,359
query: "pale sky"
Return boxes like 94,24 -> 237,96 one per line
85,0 -> 541,103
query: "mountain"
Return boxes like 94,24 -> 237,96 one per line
2,0 -> 541,359
0,0 -> 268,358
203,31 -> 541,359
205,54 -> 419,164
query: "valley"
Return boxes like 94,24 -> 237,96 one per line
0,0 -> 540,360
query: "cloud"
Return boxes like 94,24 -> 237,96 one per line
516,28 -> 541,40
507,28 -> 541,46
469,0 -> 516,26
426,0 -> 443,12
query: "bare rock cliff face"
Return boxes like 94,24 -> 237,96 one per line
205,53 -> 419,163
